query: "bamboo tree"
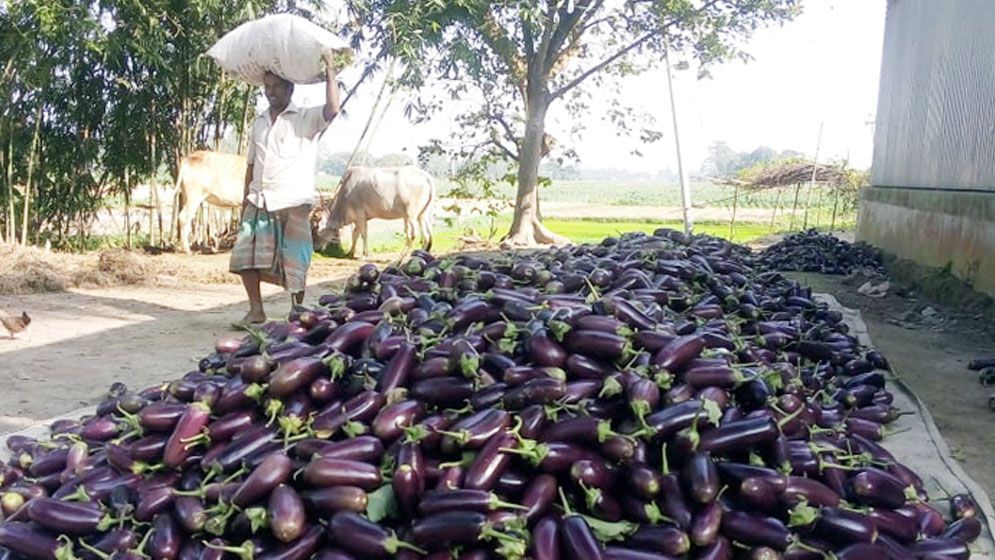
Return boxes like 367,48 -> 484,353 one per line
21,101 -> 42,246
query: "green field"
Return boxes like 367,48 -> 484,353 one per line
318,174 -> 856,213
317,215 -> 803,258
98,176 -> 857,254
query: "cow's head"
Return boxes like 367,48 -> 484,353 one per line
311,203 -> 349,253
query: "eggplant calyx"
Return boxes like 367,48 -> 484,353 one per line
788,500 -> 819,528
203,540 -> 255,560
76,538 -> 111,560
54,536 -> 81,560
383,534 -> 427,555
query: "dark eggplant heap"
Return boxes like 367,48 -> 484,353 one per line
758,230 -> 884,276
0,229 -> 984,560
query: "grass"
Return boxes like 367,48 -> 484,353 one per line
316,174 -> 857,213
319,215 -> 809,257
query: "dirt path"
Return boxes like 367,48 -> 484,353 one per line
792,272 -> 995,494
0,263 -> 362,435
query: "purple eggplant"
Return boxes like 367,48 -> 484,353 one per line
813,507 -> 878,545
627,525 -> 690,557
307,436 -> 384,463
268,357 -> 329,397
565,330 -> 628,360
303,458 -> 381,490
231,451 -> 292,507
683,452 -> 719,504
720,512 -> 792,550
847,468 -> 908,509
258,525 -> 325,560
910,537 -> 969,559
380,343 -> 417,393
325,321 -> 376,354
206,411 -> 257,443
464,431 -> 517,491
530,516 -> 561,560
163,402 -> 211,469
941,516 -> 982,544
653,335 -> 705,372
328,512 -> 423,558
173,495 -> 206,533
269,484 -> 306,543
0,522 -> 64,560
26,498 -> 105,535
560,515 -> 604,560
302,486 -> 368,515
150,513 -> 181,560
691,501 -> 723,547
698,416 -> 778,456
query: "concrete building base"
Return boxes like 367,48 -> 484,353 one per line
857,186 -> 995,297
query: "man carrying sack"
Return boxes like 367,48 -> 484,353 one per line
229,54 -> 340,327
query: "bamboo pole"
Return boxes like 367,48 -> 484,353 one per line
213,72 -> 227,151
769,188 -> 782,234
814,186 -> 824,229
4,121 -> 12,244
802,123 -> 823,231
124,167 -> 132,250
802,182 -> 813,229
830,186 -> 840,230
151,128 -> 164,247
789,183 -> 801,231
729,184 -> 739,240
346,59 -> 397,171
21,102 -> 43,246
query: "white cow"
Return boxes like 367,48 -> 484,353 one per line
173,151 -> 246,253
315,166 -> 435,257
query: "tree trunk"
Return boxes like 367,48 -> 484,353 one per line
502,97 -> 568,247
21,102 -> 43,246
3,120 -> 12,244
124,167 -> 132,250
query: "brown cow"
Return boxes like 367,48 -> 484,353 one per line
173,151 -> 246,253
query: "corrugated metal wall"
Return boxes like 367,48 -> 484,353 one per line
872,0 -> 995,191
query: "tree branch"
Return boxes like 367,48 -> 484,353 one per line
489,109 -> 521,150
521,10 -> 535,59
543,0 -> 600,74
474,5 -> 527,85
489,133 -> 519,161
549,0 -> 722,101
549,29 -> 655,101
532,1 -> 559,83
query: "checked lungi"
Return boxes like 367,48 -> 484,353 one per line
229,202 -> 313,293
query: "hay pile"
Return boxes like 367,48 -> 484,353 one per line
0,243 -> 72,293
0,244 -> 163,294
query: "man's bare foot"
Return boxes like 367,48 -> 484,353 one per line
243,310 -> 267,324
233,310 -> 266,329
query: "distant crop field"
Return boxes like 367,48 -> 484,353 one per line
318,214 -> 818,259
319,174 -> 854,212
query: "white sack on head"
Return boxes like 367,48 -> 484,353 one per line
207,13 -> 354,86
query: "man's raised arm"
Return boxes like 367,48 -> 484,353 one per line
322,55 -> 341,123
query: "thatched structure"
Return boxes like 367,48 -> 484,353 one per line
748,161 -> 849,188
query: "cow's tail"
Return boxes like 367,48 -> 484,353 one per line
418,173 -> 435,252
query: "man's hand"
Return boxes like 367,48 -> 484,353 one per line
322,52 -> 342,122
322,52 -> 338,76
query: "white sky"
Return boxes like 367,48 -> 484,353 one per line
288,0 -> 886,172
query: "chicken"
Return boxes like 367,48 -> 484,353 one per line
1,311 -> 30,339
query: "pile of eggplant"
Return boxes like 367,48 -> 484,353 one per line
0,228 -> 984,560
758,230 -> 884,276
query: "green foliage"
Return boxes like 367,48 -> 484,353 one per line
0,0 -> 327,248
343,0 -> 802,239
699,141 -> 806,179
